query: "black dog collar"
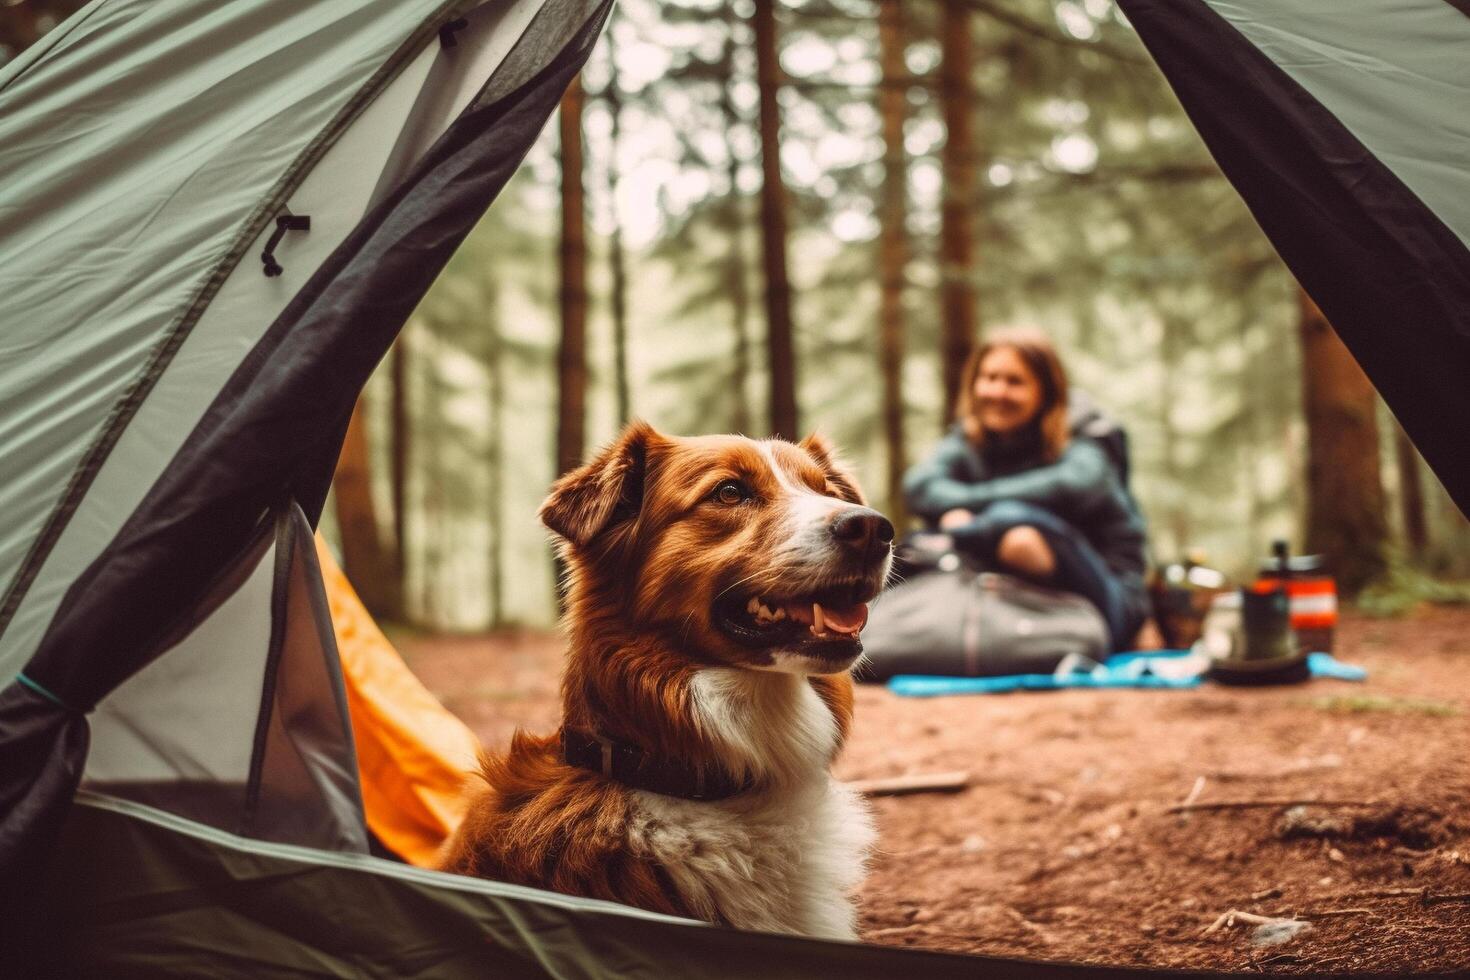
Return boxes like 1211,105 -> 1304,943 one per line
560,728 -> 751,802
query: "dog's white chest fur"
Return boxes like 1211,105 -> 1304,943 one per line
627,669 -> 875,939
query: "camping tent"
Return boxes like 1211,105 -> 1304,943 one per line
1116,0 -> 1470,519
0,0 -> 1463,976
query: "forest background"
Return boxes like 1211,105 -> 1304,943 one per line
6,0 -> 1468,632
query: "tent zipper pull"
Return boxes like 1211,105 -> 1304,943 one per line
261,213 -> 311,277
440,17 -> 468,48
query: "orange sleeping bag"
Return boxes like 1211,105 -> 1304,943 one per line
315,535 -> 480,867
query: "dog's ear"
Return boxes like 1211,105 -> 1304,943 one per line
799,431 -> 865,505
540,421 -> 661,547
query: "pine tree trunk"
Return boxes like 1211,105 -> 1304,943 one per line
389,335 -> 409,599
602,28 -> 632,426
332,396 -> 402,619
1298,288 -> 1388,595
1394,421 -> 1428,560
419,379 -> 445,629
877,0 -> 909,525
485,296 -> 505,629
1159,314 -> 1189,555
752,0 -> 798,439
938,0 -> 978,422
720,19 -> 753,435
556,75 -> 588,477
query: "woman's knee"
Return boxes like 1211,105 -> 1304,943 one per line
982,499 -> 1053,528
996,524 -> 1056,579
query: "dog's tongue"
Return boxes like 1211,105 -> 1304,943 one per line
815,601 -> 869,635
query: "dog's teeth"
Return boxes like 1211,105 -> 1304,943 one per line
747,597 -> 760,615
812,602 -> 825,635
772,607 -> 786,621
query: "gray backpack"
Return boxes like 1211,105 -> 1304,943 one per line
857,565 -> 1108,683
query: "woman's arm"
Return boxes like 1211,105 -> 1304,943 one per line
904,438 -> 1113,520
902,432 -> 977,524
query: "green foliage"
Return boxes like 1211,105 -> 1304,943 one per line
1356,560 -> 1470,618
362,0 -> 1450,629
1301,695 -> 1461,718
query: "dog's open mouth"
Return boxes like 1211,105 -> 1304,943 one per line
714,581 -> 878,652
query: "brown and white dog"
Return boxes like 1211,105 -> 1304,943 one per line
439,421 -> 893,939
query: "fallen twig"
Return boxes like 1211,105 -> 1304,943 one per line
1167,799 -> 1378,814
1202,909 -> 1292,935
1180,776 -> 1207,808
1426,892 -> 1470,906
1336,887 -> 1470,907
1293,907 -> 1375,919
1351,887 -> 1428,901
1206,756 -> 1343,782
845,770 -> 971,797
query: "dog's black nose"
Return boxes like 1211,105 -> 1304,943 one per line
830,507 -> 895,558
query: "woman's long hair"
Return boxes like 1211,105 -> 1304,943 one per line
954,326 -> 1071,461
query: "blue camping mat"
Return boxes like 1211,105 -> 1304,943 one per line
887,651 -> 1366,697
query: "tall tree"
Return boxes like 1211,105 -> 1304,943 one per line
938,0 -> 978,420
416,335 -> 447,627
332,398 -> 402,619
600,25 -> 632,426
1298,288 -> 1388,594
1393,421 -> 1428,561
556,75 -> 589,477
389,336 -> 409,599
877,0 -> 909,523
483,283 -> 507,629
752,0 -> 798,439
719,13 -> 755,435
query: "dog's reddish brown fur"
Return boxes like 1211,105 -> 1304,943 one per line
438,423 -> 878,926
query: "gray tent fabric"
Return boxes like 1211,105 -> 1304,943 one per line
1116,0 -> 1470,518
85,503 -> 368,854
0,0 -> 608,936
25,793 -> 1232,980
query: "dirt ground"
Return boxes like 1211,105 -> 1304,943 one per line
399,607 -> 1470,975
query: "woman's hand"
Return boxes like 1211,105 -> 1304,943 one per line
939,508 -> 975,531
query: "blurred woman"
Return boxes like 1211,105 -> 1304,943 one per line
902,327 -> 1148,651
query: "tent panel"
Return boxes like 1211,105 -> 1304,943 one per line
3,0 -> 608,920
0,30 -> 444,679
30,794 -> 1195,980
81,505 -> 366,852
16,0 -> 611,737
371,0 -> 550,210
0,0 -> 468,670
1119,0 -> 1470,517
246,505 -> 366,853
1201,0 -> 1470,253
84,540 -> 275,788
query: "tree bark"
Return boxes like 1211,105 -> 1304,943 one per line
1298,288 -> 1388,595
1394,421 -> 1428,560
484,292 -> 505,629
389,335 -> 409,598
332,397 -> 402,619
1159,314 -> 1190,555
556,75 -> 589,477
601,29 -> 632,427
752,0 -> 798,439
938,0 -> 978,422
720,17 -> 754,435
877,0 -> 909,525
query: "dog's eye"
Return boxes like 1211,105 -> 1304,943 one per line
712,479 -> 749,506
